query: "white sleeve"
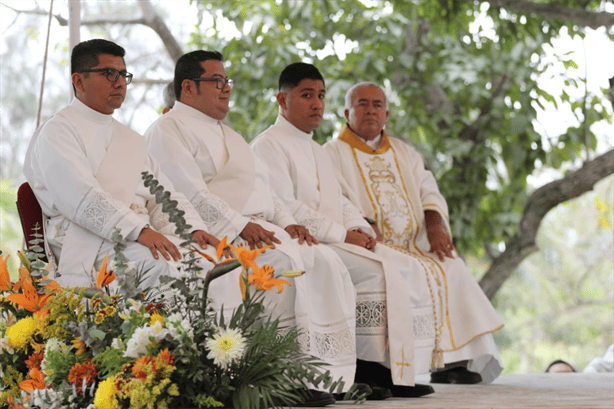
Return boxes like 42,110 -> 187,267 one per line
146,118 -> 249,241
29,120 -> 143,241
251,136 -> 347,243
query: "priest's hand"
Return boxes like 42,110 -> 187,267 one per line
345,229 -> 376,251
425,210 -> 455,262
285,224 -> 319,246
192,230 -> 220,250
138,226 -> 181,261
240,222 -> 281,249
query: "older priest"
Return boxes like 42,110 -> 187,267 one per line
23,39 -> 219,289
325,82 -> 504,384
144,51 -> 359,404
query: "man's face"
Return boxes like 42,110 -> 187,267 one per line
184,59 -> 231,120
345,85 -> 389,141
277,78 -> 325,134
72,54 -> 127,115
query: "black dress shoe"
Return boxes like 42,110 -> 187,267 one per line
294,389 -> 336,407
390,384 -> 435,397
430,367 -> 483,384
368,385 -> 393,400
332,382 -> 372,400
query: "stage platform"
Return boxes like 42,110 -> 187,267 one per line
324,373 -> 614,409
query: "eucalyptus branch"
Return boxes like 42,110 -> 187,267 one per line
20,225 -> 49,281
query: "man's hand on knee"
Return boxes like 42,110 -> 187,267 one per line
192,230 -> 220,250
285,224 -> 319,246
239,222 -> 281,249
425,211 -> 455,262
137,226 -> 181,261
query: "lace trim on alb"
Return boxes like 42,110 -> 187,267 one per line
297,328 -> 356,359
77,190 -> 119,231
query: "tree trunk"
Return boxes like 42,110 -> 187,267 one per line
479,148 -> 614,299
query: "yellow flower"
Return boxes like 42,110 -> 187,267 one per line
94,375 -> 120,409
72,337 -> 87,356
6,317 -> 37,349
149,313 -> 165,328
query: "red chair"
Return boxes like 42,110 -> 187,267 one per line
16,182 -> 48,262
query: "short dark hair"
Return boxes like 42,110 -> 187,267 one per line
278,62 -> 325,91
71,39 -> 125,74
545,359 -> 576,373
174,50 -> 223,101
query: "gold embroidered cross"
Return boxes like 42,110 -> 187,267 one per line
396,348 -> 411,379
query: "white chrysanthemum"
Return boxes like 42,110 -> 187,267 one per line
124,322 -> 169,358
206,328 -> 247,370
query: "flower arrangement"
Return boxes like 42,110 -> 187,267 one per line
0,173 -> 344,408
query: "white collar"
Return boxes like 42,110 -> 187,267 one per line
71,98 -> 114,125
365,133 -> 382,149
274,114 -> 314,140
173,101 -> 220,126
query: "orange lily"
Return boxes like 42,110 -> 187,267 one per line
231,245 -> 271,272
247,264 -> 291,294
95,254 -> 115,288
20,367 -> 46,393
0,254 -> 12,292
13,267 -> 33,292
190,237 -> 232,264
216,237 -> 228,261
6,278 -> 52,318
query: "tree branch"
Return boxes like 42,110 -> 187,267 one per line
479,148 -> 614,299
457,0 -> 614,29
2,0 -> 184,62
138,0 -> 184,62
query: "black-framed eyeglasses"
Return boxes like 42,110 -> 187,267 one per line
191,77 -> 234,90
79,68 -> 133,84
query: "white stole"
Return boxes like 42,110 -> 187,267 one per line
207,122 -> 255,212
59,122 -> 146,282
312,143 -> 344,225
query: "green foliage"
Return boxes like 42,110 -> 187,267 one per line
187,0 -> 612,257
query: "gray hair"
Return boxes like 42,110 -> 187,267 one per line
344,82 -> 388,110
163,81 -> 175,109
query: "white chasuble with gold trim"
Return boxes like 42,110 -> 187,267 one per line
326,125 -> 505,382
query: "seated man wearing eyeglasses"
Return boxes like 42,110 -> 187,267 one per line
145,50 -> 369,406
24,39 -> 221,289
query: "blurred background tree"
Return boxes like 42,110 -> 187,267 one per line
1,0 -> 612,373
